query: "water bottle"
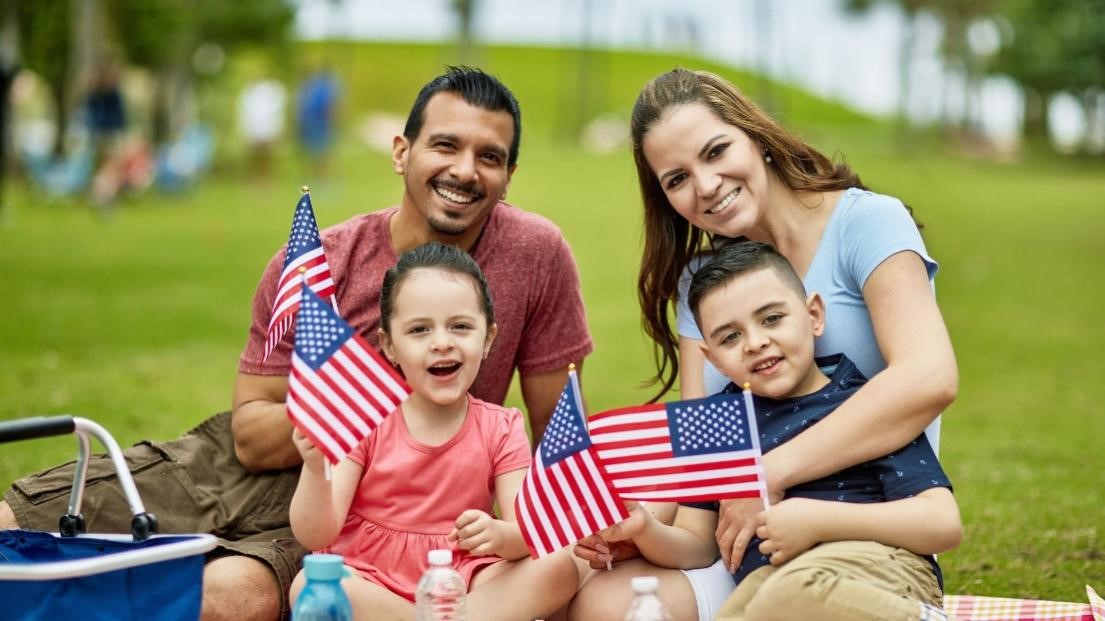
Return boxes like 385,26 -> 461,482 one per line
292,553 -> 353,621
415,548 -> 468,621
624,576 -> 672,621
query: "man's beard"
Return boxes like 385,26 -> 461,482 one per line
427,211 -> 469,237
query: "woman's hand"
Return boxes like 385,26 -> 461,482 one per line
448,510 -> 514,556
755,498 -> 825,566
715,497 -> 761,572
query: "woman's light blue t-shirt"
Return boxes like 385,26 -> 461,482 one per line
676,188 -> 942,452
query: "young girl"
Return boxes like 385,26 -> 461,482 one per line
289,241 -> 579,621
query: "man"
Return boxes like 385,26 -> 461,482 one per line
2,66 -> 593,621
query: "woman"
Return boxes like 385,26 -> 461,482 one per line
569,68 -> 956,621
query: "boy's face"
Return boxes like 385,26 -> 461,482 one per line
697,267 -> 828,400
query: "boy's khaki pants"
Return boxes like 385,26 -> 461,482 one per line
717,540 -> 943,621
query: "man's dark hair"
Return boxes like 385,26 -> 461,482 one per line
380,241 -> 495,332
688,241 -> 807,329
403,65 -> 522,167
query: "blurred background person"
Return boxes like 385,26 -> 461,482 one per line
237,74 -> 286,182
295,65 -> 340,179
84,58 -> 126,164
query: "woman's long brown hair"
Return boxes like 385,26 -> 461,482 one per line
632,68 -> 895,401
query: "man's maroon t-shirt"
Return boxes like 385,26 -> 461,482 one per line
239,202 -> 593,405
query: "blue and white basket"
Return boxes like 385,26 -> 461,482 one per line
0,416 -> 216,620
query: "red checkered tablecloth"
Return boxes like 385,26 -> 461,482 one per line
943,586 -> 1104,621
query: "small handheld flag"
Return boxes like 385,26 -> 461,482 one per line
514,367 -> 629,558
263,190 -> 337,362
286,283 -> 410,464
587,390 -> 767,504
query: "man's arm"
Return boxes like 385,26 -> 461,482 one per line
231,372 -> 301,472
519,360 -> 583,447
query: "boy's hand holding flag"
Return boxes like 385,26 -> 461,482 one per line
263,190 -> 337,362
514,367 -> 629,559
286,282 -> 410,465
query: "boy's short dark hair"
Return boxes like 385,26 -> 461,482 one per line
688,241 -> 807,329
403,65 -> 522,167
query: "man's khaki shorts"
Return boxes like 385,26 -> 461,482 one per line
3,411 -> 306,619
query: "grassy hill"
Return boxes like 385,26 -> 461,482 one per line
2,41 -> 1103,602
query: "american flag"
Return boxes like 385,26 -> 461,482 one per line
286,283 -> 410,464
587,391 -> 767,503
514,369 -> 629,558
263,192 -> 337,362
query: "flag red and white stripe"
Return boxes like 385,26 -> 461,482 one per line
286,284 -> 409,464
515,370 -> 628,558
263,192 -> 337,362
588,392 -> 767,504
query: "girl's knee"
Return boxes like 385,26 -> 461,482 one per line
568,568 -> 632,620
568,585 -> 627,621
288,568 -> 307,604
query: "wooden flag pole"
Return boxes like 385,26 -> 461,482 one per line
571,362 -> 614,571
742,383 -> 770,511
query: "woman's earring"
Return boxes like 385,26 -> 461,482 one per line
764,150 -> 773,163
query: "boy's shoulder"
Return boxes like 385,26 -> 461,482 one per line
815,354 -> 868,393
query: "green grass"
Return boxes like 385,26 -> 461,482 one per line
2,41 -> 1103,603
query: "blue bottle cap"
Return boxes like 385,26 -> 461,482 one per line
303,553 -> 345,581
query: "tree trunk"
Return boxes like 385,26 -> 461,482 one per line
1021,87 -> 1049,143
453,0 -> 476,64
51,81 -> 67,157
1082,90 -> 1103,155
0,0 -> 20,213
895,13 -> 917,146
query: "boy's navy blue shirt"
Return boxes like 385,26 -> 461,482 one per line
686,354 -> 952,587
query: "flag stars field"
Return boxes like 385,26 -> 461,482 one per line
296,295 -> 352,367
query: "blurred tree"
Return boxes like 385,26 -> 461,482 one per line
993,0 -> 1105,150
16,1 -> 74,156
754,0 -> 777,114
845,0 -> 930,138
0,0 -> 17,213
847,0 -> 1001,137
12,0 -> 293,154
108,0 -> 294,143
929,0 -> 1002,135
451,0 -> 477,64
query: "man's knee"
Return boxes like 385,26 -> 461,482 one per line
202,555 -> 284,621
0,501 -> 19,530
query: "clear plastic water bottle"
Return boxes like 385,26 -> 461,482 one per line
624,576 -> 673,621
415,548 -> 468,621
292,553 -> 353,621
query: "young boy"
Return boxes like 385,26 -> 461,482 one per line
597,241 -> 961,621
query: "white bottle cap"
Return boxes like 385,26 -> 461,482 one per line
631,576 -> 659,593
428,549 -> 453,566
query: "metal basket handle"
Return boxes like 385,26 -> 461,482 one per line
0,416 -> 159,541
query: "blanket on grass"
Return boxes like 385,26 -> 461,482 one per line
942,585 -> 1104,621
